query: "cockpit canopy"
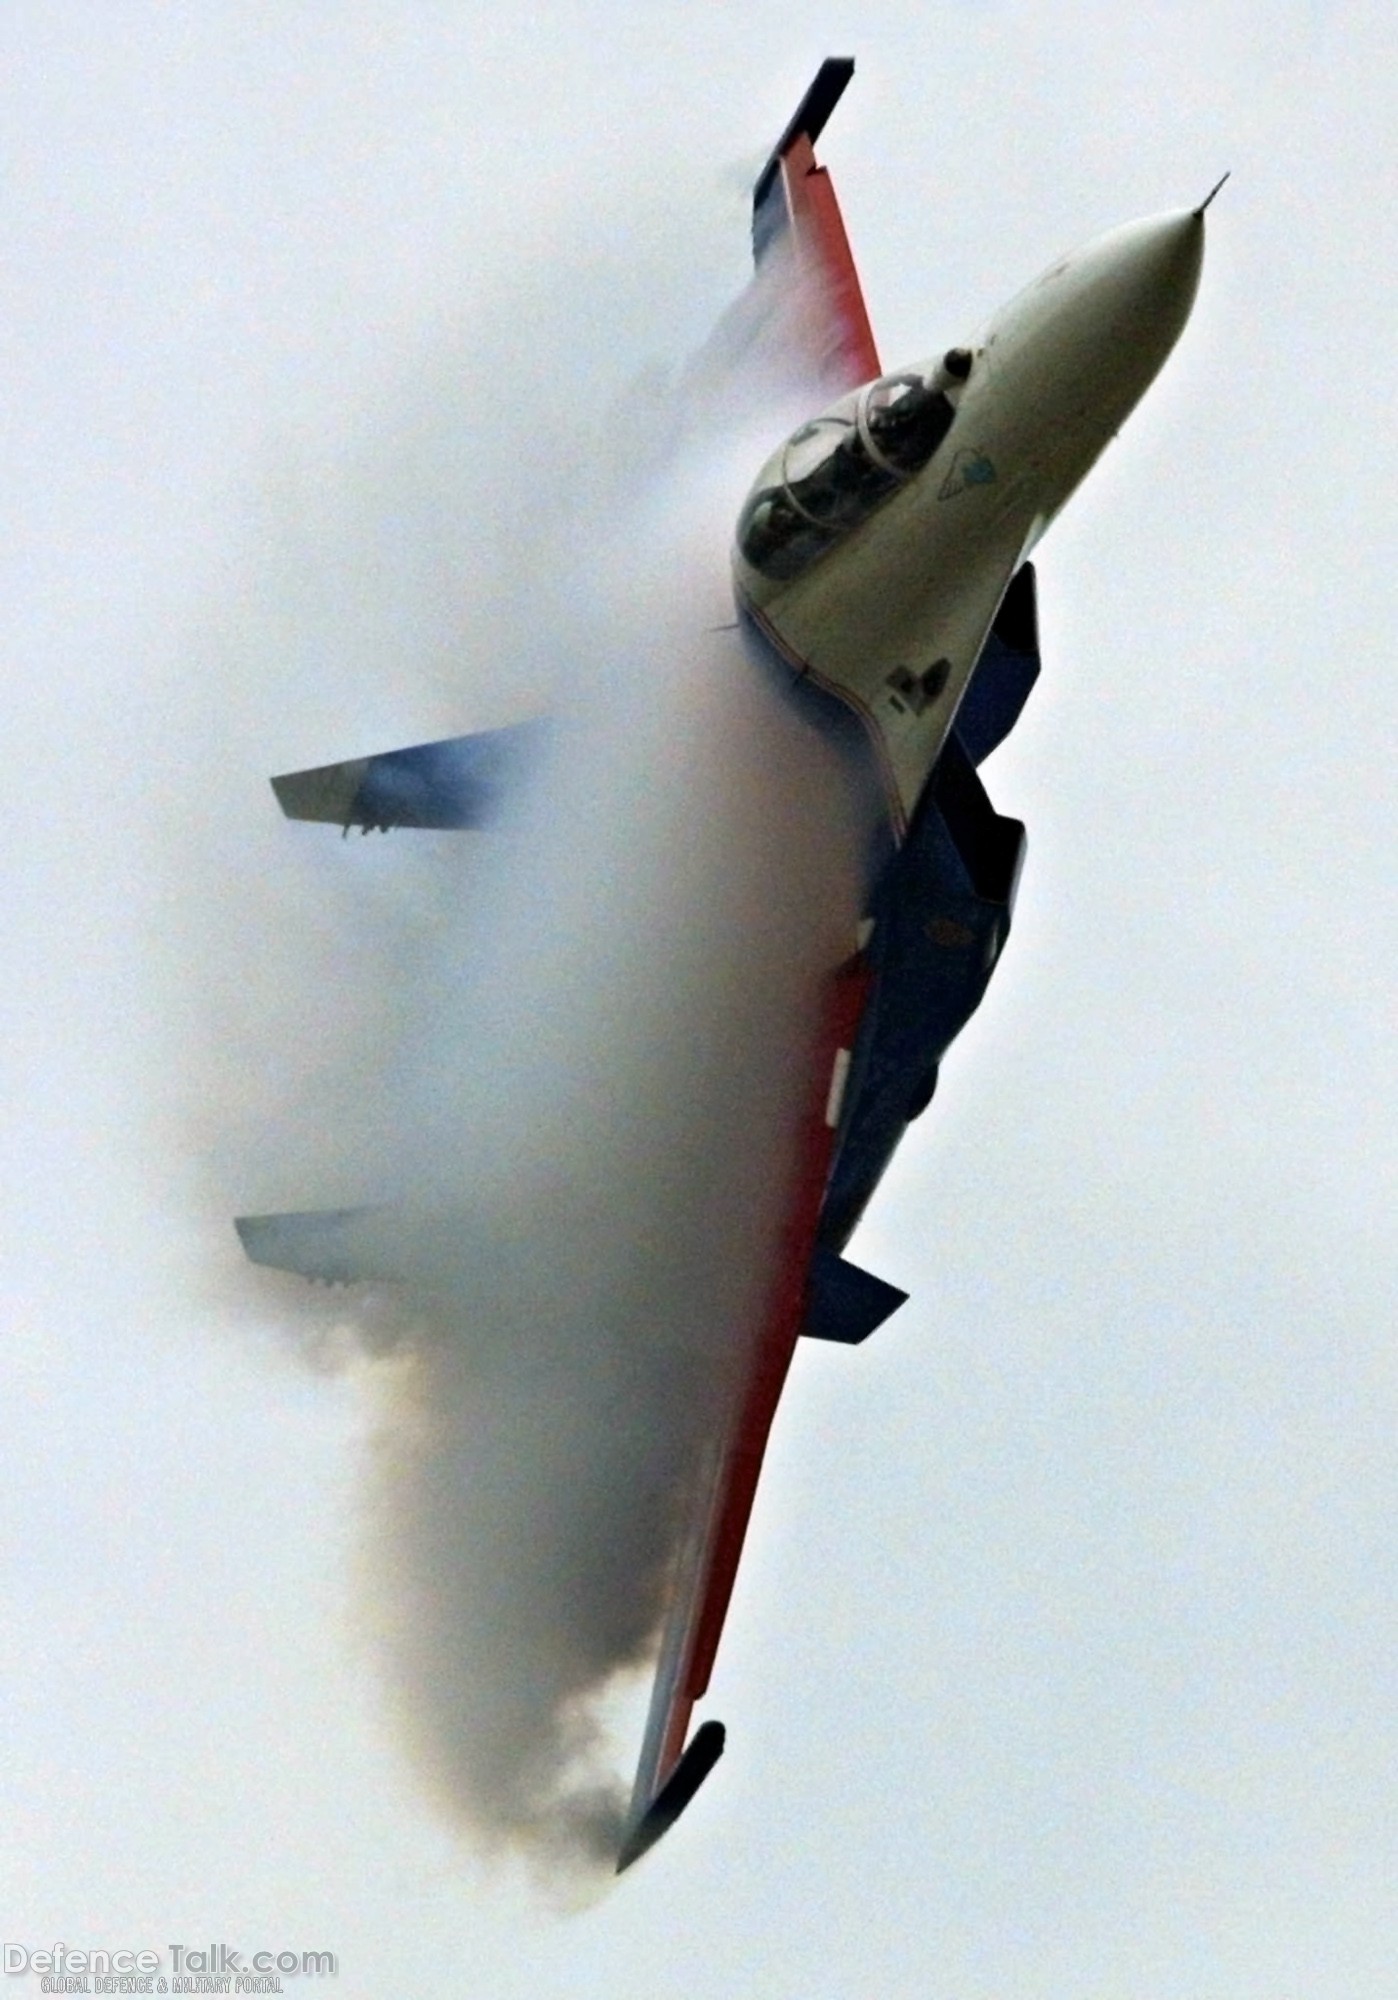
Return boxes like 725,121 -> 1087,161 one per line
737,369 -> 957,582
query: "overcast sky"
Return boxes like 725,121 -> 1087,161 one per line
3,5 -> 1395,1997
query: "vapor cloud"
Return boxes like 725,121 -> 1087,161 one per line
178,243 -> 863,1886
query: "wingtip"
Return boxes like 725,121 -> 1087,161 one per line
270,758 -> 368,826
753,56 -> 858,213
616,1720 -> 727,1874
233,1205 -> 387,1284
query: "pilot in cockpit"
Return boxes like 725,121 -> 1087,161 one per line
737,367 -> 958,581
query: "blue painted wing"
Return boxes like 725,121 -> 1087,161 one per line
270,721 -> 544,832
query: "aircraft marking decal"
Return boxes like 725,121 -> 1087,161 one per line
938,447 -> 999,500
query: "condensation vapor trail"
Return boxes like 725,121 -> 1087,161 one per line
194,242 -> 864,1891
349,440 -> 865,1888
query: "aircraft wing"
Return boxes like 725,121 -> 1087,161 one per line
615,951 -> 897,1870
614,76 -> 889,1867
750,57 -> 881,395
269,721 -> 543,833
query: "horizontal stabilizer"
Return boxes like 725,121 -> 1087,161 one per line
801,1244 -> 908,1344
271,721 -> 543,832
616,1721 -> 726,1874
235,1206 -> 401,1284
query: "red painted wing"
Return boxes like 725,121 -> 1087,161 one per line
617,954 -> 871,1870
615,56 -> 881,1876
751,57 -> 881,395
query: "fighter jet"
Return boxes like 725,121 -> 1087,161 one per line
237,59 -> 1214,1869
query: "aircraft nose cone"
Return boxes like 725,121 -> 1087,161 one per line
1050,208 -> 1204,431
981,207 -> 1206,459
1084,207 -> 1202,376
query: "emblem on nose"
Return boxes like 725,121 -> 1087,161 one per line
938,447 -> 998,500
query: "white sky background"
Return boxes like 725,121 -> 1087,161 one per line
2,2 -> 1394,1994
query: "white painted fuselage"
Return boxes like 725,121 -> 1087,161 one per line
733,209 -> 1207,831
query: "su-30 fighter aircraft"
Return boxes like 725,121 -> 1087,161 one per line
238,59 -> 1216,1869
